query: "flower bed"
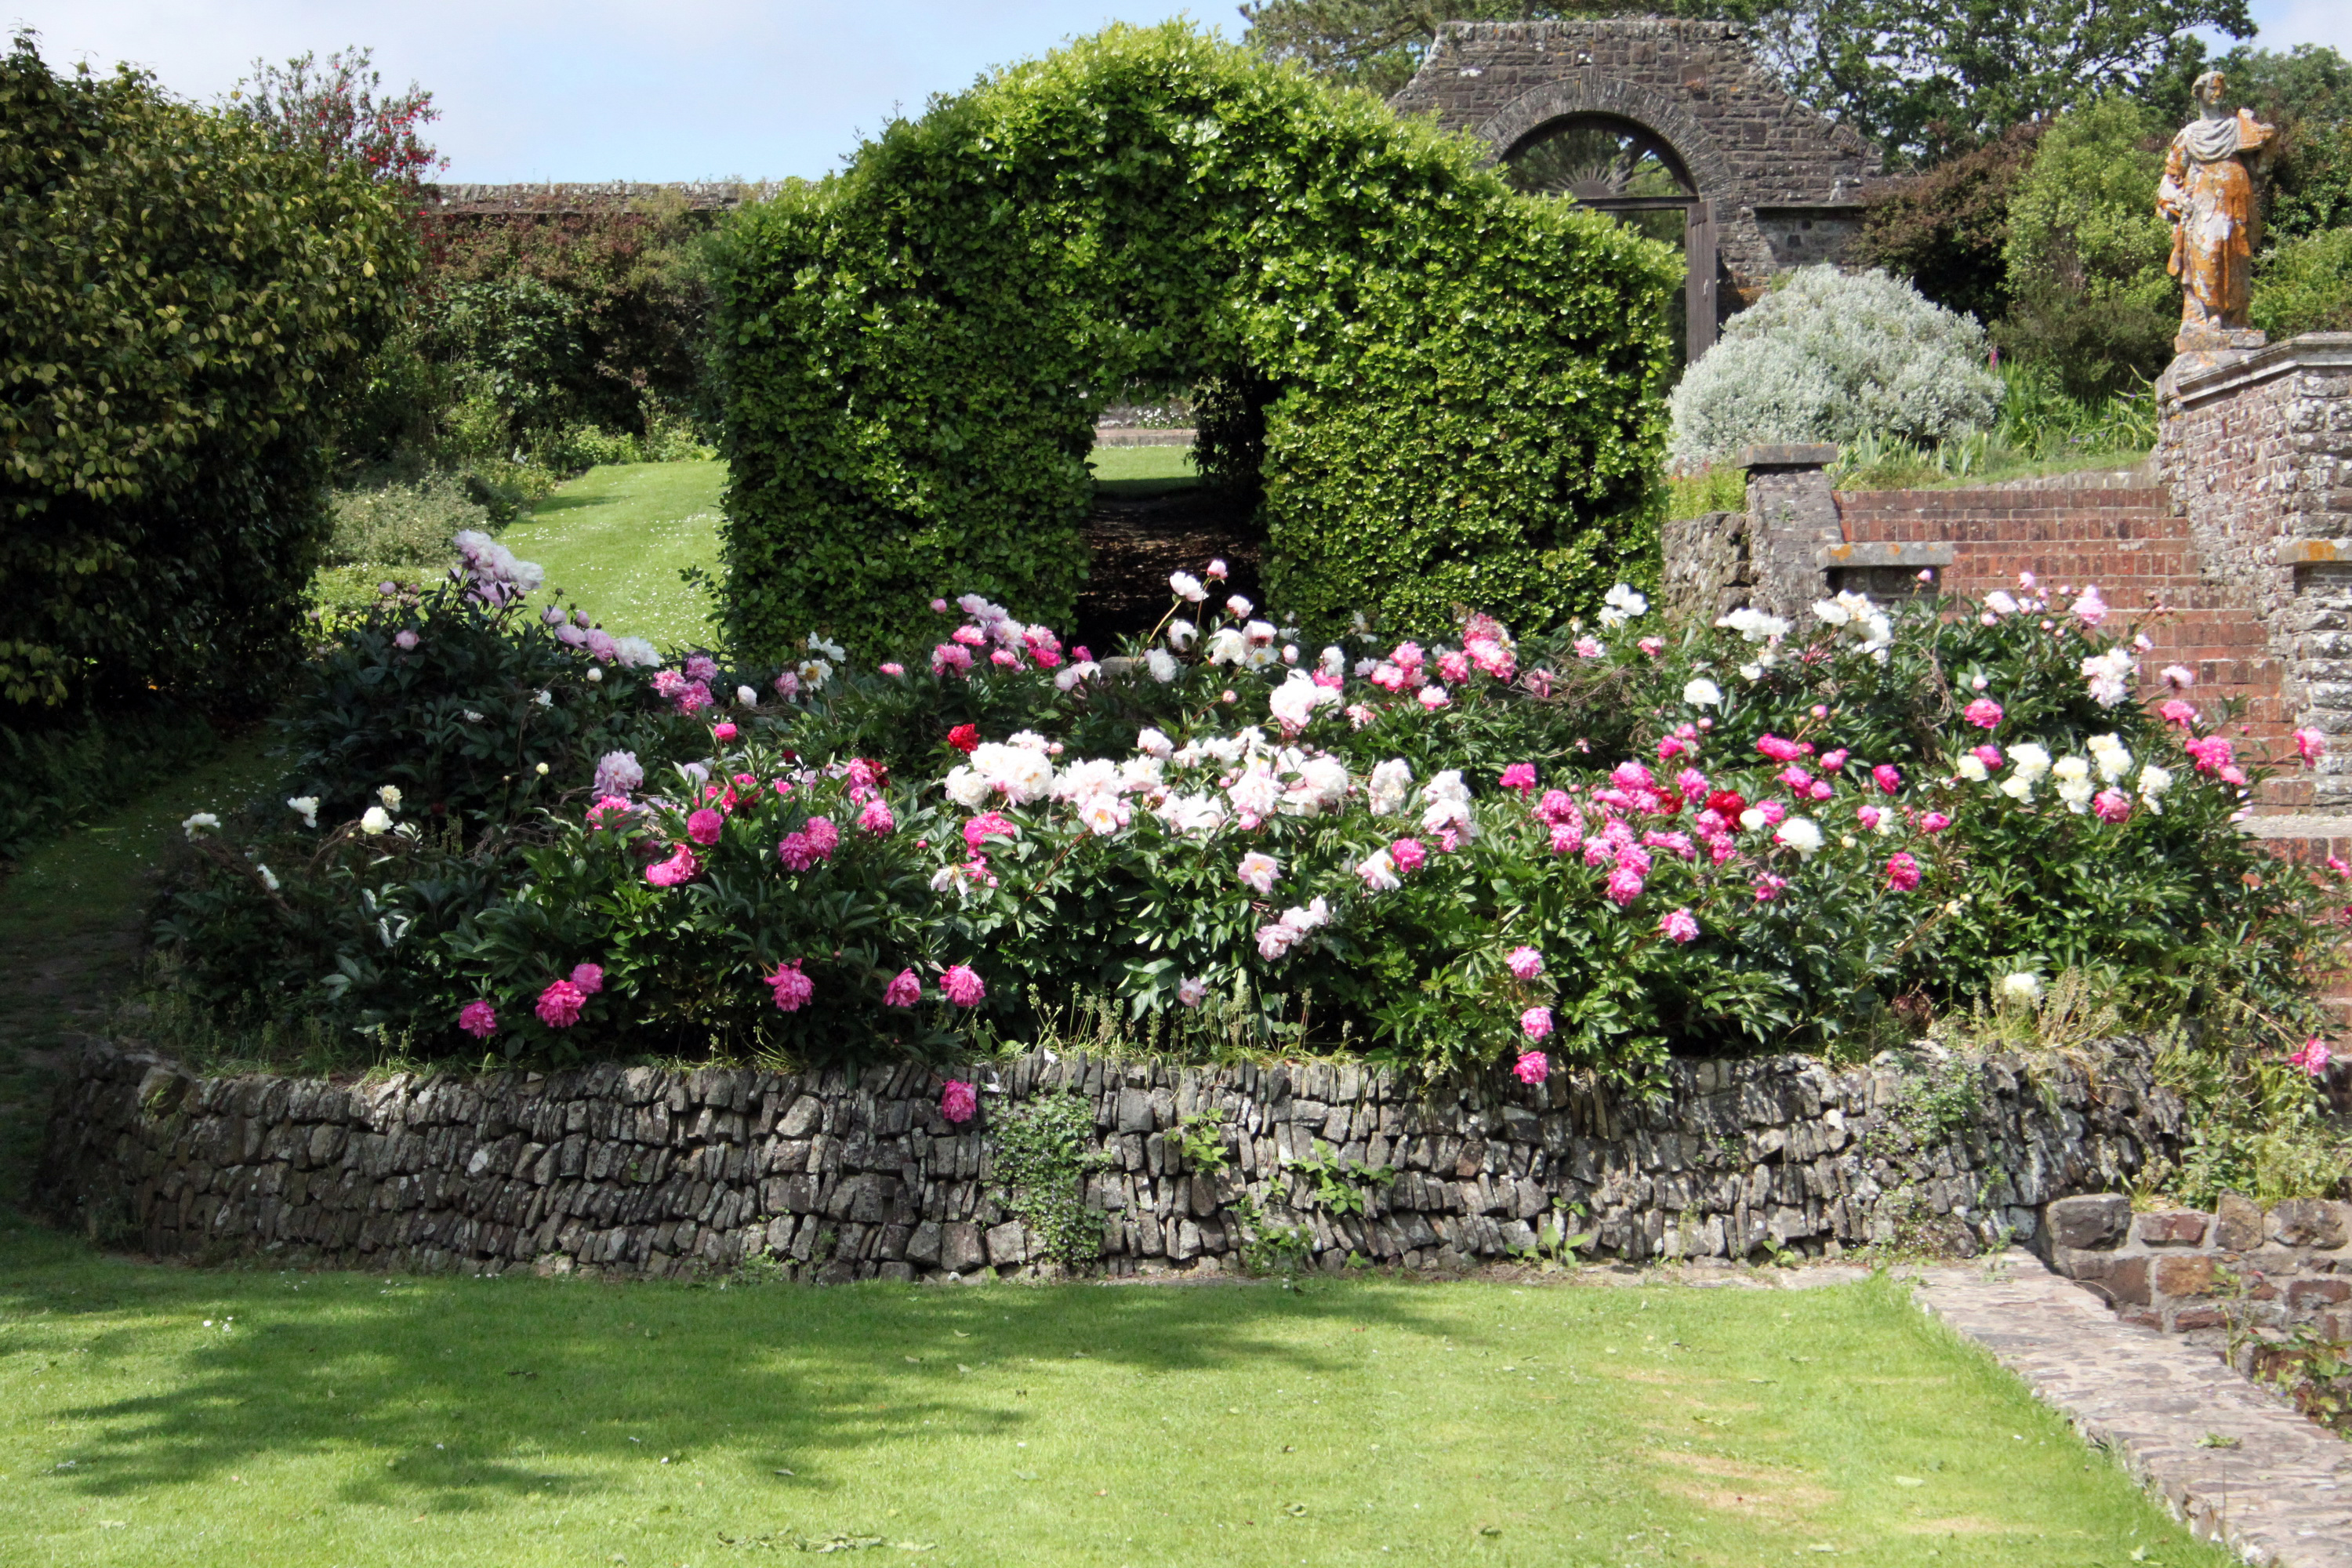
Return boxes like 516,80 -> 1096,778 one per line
154,541 -> 2346,1087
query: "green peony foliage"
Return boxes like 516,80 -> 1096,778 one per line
712,21 -> 1677,657
0,35 -> 416,714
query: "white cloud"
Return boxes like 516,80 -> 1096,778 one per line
4,1 -> 1220,180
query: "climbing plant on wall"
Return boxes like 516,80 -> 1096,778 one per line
713,22 -> 1678,655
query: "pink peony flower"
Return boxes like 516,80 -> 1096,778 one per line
1237,851 -> 1280,895
535,978 -> 586,1028
941,964 -> 985,1007
805,816 -> 839,857
2071,586 -> 2109,627
458,1000 -> 497,1039
931,644 -> 974,675
1884,852 -> 1921,892
989,648 -> 1020,668
1437,650 -> 1471,684
767,960 -> 813,1013
880,662 -> 906,677
883,967 -> 922,1007
964,811 -> 1018,852
1390,837 -> 1427,873
1873,764 -> 1901,795
1513,1050 -> 1550,1085
686,808 -> 724,846
1506,946 -> 1544,980
1857,805 -> 1883,831
2158,699 -> 2198,728
1660,907 -> 1700,942
1499,762 -> 1537,796
570,963 -> 604,995
685,654 -> 720,683
645,844 -> 701,887
858,797 -> 896,834
1637,636 -> 1664,657
1963,699 -> 2003,729
2299,728 -> 2328,764
1755,735 -> 1807,763
711,721 -> 738,742
2092,788 -> 2132,823
586,794 -> 634,830
2289,1038 -> 2332,1078
1417,684 -> 1450,710
1573,636 -> 1604,659
775,832 -> 819,872
1758,800 -> 1788,827
1818,749 -> 1849,772
2184,735 -> 2235,775
394,629 -> 419,651
1972,744 -> 2004,770
1519,1007 -> 1554,1042
1606,864 -> 1645,906
940,1080 -> 978,1123
1919,811 -> 1953,834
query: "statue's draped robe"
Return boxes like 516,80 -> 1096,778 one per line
2159,110 -> 2267,328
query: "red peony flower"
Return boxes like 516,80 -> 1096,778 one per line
946,723 -> 981,754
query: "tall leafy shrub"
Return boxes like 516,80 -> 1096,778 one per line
0,36 -> 416,714
713,22 -> 1677,656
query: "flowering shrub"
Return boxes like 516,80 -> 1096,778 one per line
158,546 -> 2345,1083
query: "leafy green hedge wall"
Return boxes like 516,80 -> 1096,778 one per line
0,39 -> 415,713
714,24 -> 1678,655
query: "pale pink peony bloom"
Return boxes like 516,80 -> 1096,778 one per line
394,629 -> 419,651
883,968 -> 922,1007
571,963 -> 604,995
2290,1038 -> 2332,1078
1573,636 -> 1604,659
1506,946 -> 1544,980
1437,650 -> 1471,684
2298,727 -> 2328,764
2071,586 -> 2108,626
940,1080 -> 978,1123
931,644 -> 973,675
1660,907 -> 1700,942
458,1000 -> 497,1039
1417,684 -> 1450,710
1238,851 -> 1281,895
1206,559 -> 1229,581
880,662 -> 906,677
645,844 -> 701,887
686,808 -> 725,846
2092,788 -> 2132,823
1177,976 -> 1210,1007
1513,1051 -> 1550,1085
1884,852 -> 1922,892
990,648 -> 1020,668
1519,1007 -> 1554,1042
536,979 -> 587,1028
1963,698 -> 2003,729
2161,664 -> 2195,689
767,961 -> 814,1012
941,964 -> 985,1007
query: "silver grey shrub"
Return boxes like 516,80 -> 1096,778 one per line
1668,266 -> 2003,471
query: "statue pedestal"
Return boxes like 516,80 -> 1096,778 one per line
2159,328 -> 2267,415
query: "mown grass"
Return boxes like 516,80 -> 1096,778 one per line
0,1228 -> 2227,1568
499,459 -> 731,648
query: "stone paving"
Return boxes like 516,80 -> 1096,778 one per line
1912,1250 -> 2352,1566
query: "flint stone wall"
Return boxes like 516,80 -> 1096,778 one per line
35,1040 -> 2183,1282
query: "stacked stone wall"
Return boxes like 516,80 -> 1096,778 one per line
37,1041 -> 2182,1283
2047,1192 -> 2352,1340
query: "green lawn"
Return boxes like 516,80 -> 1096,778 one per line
0,1224 -> 2224,1567
499,460 -> 730,649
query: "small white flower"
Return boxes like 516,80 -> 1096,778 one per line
1599,583 -> 1648,628
1167,619 -> 1197,652
377,785 -> 402,811
1738,808 -> 1766,832
360,806 -> 394,836
1682,677 -> 1722,708
736,685 -> 759,706
181,811 -> 220,840
534,690 -> 554,707
2001,971 -> 2043,1004
1956,753 -> 1990,783
1145,648 -> 1180,683
1226,594 -> 1254,619
462,710 -> 484,724
1169,572 -> 1206,603
1739,662 -> 1764,682
257,865 -> 279,891
285,796 -> 320,828
535,762 -> 550,775
586,666 -> 604,683
1774,817 -> 1824,856
805,631 -> 847,662
1813,597 -> 1850,626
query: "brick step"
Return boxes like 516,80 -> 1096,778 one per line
1840,488 -> 2174,512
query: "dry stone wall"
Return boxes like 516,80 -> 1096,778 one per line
2046,1191 -> 2352,1340
37,1041 -> 2183,1282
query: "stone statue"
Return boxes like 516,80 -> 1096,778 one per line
2157,71 -> 2274,336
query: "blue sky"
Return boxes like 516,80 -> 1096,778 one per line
9,1 -> 2347,183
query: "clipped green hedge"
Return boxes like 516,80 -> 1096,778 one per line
0,38 -> 415,714
713,23 -> 1677,655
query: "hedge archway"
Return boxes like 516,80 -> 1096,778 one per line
714,23 -> 1678,656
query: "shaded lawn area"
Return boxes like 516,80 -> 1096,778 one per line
500,459 -> 729,648
0,1226 -> 2225,1567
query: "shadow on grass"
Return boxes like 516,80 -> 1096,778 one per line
3,1225 -> 1457,1514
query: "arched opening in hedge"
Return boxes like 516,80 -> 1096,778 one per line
713,23 -> 1679,658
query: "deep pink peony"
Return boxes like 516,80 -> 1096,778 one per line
1963,698 -> 2004,729
883,967 -> 922,1007
535,978 -> 586,1028
1605,864 -> 1645,906
1755,734 -> 1806,763
942,964 -> 985,1007
1971,744 -> 2004,770
1513,1051 -> 1550,1085
2290,1038 -> 2334,1078
1499,762 -> 1537,796
2092,788 -> 2132,823
2159,699 -> 2198,728
645,844 -> 701,887
964,811 -> 1018,852
1505,945 -> 1544,980
804,815 -> 840,856
1919,811 -> 1953,834
1389,837 -> 1427,873
1519,1007 -> 1554,1042
940,1080 -> 978,1123
1884,852 -> 1922,892
570,963 -> 604,995
586,794 -> 633,831
458,1000 -> 497,1039
775,833 -> 819,872
858,797 -> 896,834
686,808 -> 724,845
2299,727 -> 2328,764
767,960 -> 813,1013
1872,764 -> 1901,794
1660,907 -> 1700,942
711,721 -> 738,742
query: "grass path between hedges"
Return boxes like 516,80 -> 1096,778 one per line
500,459 -> 729,650
0,1235 -> 2230,1568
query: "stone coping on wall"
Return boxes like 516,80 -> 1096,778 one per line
2168,332 -> 2352,410
34,1040 -> 2187,1283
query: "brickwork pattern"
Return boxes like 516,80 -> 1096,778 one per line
36,1042 -> 2182,1283
1389,20 -> 1875,298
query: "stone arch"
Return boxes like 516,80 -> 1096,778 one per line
1476,78 -> 1739,208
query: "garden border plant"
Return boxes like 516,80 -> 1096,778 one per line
713,21 -> 1678,656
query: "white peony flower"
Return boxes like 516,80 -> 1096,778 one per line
1956,753 -> 1990,783
1145,648 -> 1181,683
1356,849 -> 1401,892
613,637 -> 661,669
181,811 -> 220,840
1167,619 -> 1197,652
285,796 -> 320,828
378,785 -> 402,811
360,806 -> 393,835
1599,583 -> 1648,627
736,685 -> 759,706
942,767 -> 992,810
1135,727 -> 1174,760
1169,572 -> 1206,603
1774,817 -> 1824,856
1682,677 -> 1722,708
2001,971 -> 2043,1004
1368,758 -> 1415,815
